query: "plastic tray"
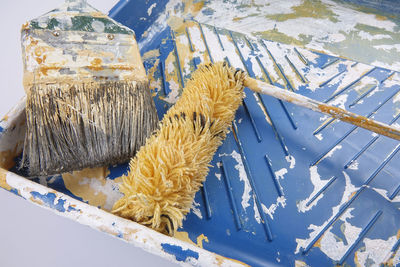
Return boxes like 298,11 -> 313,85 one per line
1,1 -> 400,266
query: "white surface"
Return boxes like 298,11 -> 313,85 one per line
0,1 -> 178,266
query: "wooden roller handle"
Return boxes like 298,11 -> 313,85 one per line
244,77 -> 400,141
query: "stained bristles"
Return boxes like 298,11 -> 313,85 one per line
112,62 -> 246,235
21,81 -> 159,177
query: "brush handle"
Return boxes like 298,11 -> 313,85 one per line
244,77 -> 400,141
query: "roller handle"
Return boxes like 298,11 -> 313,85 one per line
244,77 -> 400,141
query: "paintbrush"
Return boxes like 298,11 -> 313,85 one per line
20,0 -> 158,176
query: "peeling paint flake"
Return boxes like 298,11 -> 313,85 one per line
220,150 -> 252,211
297,166 -> 328,213
30,191 -> 66,212
161,243 -> 199,262
296,171 -> 358,259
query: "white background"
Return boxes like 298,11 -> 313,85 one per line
0,1 -> 178,266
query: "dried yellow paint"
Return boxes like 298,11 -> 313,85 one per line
98,225 -> 120,237
0,145 -> 18,170
174,231 -> 198,247
295,260 -> 310,267
142,49 -> 160,61
215,255 -> 250,267
196,233 -> 209,249
0,168 -> 12,191
354,250 -> 363,267
174,231 -> 248,266
174,231 -> 210,248
62,167 -> 111,210
266,0 -> 338,23
259,28 -> 304,47
1,114 -> 9,121
183,0 -> 204,16
30,196 -> 44,206
167,16 -> 186,32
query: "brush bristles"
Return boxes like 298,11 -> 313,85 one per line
21,80 -> 158,177
112,62 -> 246,235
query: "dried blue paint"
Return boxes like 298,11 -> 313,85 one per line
10,188 -> 19,196
108,163 -> 129,180
30,192 -> 66,212
202,7 -> 214,16
161,243 -> 199,262
43,175 -> 85,202
67,205 -> 79,212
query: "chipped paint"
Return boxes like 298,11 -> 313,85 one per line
30,191 -> 66,212
262,196 -> 286,220
296,171 -> 358,258
295,260 -> 310,267
174,231 -> 209,249
328,94 -> 348,109
297,166 -> 328,213
189,0 -> 400,71
147,3 -> 157,16
62,167 -> 122,211
1,169 -> 244,266
142,49 -> 160,60
355,236 -> 398,266
220,150 -> 252,211
253,93 -> 272,125
253,195 -> 261,223
315,133 -> 323,141
275,168 -> 288,180
347,160 -> 359,170
1,1 -> 400,266
285,155 -> 296,169
191,199 -> 203,219
0,168 -> 12,191
161,243 -> 199,262
196,234 -> 209,249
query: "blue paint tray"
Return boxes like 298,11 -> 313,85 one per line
1,1 -> 400,266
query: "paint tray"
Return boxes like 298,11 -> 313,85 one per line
1,1 -> 400,266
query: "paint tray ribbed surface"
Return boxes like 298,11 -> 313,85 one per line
1,1 -> 400,266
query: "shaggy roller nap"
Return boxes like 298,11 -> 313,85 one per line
112,62 -> 246,235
